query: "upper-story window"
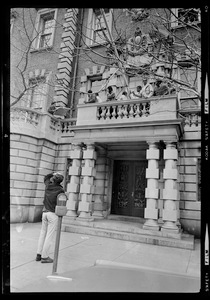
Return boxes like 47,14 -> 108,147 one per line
86,8 -> 112,46
171,8 -> 201,28
32,8 -> 57,50
27,78 -> 48,110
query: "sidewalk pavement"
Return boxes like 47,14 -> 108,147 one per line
10,222 -> 200,293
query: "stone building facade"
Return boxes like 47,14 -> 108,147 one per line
10,8 -> 201,245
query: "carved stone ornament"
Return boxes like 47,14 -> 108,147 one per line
125,27 -> 153,68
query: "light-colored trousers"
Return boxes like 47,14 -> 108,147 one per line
37,212 -> 58,258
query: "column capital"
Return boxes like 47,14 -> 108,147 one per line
86,143 -> 95,150
72,143 -> 83,150
146,140 -> 159,148
163,141 -> 177,148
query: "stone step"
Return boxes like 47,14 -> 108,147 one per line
62,217 -> 194,250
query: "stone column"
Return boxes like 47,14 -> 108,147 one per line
78,144 -> 97,219
66,144 -> 83,217
143,141 -> 160,231
92,147 -> 107,218
161,141 -> 180,233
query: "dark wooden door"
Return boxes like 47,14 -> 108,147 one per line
111,160 -> 147,217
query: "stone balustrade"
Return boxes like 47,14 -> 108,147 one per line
179,108 -> 201,128
10,106 -> 76,142
10,107 -> 41,126
11,100 -> 200,140
76,95 -> 178,126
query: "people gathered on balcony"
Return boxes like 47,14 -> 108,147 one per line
48,102 -> 57,114
153,80 -> 169,96
84,90 -> 97,103
130,86 -> 142,99
119,91 -> 129,101
83,79 -> 174,105
141,78 -> 154,98
84,90 -> 103,104
106,86 -> 116,101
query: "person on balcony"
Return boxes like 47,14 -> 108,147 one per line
48,102 -> 57,114
95,93 -> 103,103
106,86 -> 116,101
130,86 -> 142,99
84,90 -> 97,103
119,91 -> 129,101
154,80 -> 169,96
141,78 -> 154,98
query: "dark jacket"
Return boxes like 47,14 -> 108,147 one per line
43,182 -> 65,213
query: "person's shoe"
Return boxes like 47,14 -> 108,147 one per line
41,257 -> 53,263
35,254 -> 41,261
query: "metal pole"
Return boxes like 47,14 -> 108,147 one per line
52,216 -> 62,274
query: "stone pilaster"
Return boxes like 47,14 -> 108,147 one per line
143,142 -> 160,231
161,141 -> 180,233
78,144 -> 97,219
92,148 -> 107,218
66,144 -> 83,217
54,8 -> 79,107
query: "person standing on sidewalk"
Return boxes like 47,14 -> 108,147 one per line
36,172 -> 65,263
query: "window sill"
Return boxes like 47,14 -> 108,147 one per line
84,41 -> 109,49
171,21 -> 201,30
30,46 -> 53,53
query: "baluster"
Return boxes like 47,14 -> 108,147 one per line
106,106 -> 111,119
129,104 -> 134,118
112,105 -> 117,119
191,113 -> 197,127
135,104 -> 140,117
185,113 -> 190,127
123,104 -> 128,118
118,105 -> 124,118
101,106 -> 107,119
142,103 -> 147,117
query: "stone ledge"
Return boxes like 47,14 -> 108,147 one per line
62,218 -> 194,249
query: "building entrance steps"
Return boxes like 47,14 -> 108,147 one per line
62,215 -> 194,250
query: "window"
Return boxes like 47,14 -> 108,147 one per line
86,8 -> 112,46
178,66 -> 201,99
171,8 -> 201,28
32,9 -> 57,50
26,79 -> 48,110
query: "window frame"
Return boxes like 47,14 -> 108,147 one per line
170,8 -> 201,29
26,78 -> 48,110
32,8 -> 58,51
177,65 -> 201,101
85,8 -> 113,47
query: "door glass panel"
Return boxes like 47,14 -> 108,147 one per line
117,164 -> 129,208
133,164 -> 146,208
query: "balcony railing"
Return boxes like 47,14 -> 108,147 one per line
76,95 -> 179,126
10,100 -> 201,141
10,106 -> 76,141
178,107 -> 201,128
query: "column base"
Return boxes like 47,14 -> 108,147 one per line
78,211 -> 94,221
92,211 -> 104,218
66,210 -> 78,218
143,219 -> 160,231
161,221 -> 180,234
